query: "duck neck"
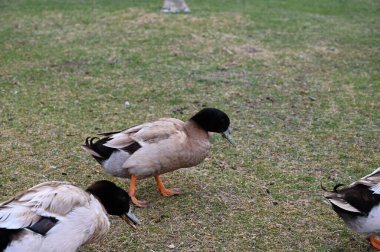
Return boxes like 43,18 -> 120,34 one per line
184,120 -> 209,140
181,120 -> 211,167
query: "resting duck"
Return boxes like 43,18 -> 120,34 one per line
325,167 -> 380,250
0,180 -> 140,252
82,108 -> 235,207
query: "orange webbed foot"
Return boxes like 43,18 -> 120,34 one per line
159,187 -> 182,197
128,175 -> 148,208
130,196 -> 148,208
155,176 -> 182,197
369,236 -> 380,250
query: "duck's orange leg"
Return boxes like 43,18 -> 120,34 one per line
154,175 -> 181,196
128,175 -> 147,208
369,236 -> 380,250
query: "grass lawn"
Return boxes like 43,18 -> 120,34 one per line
1,0 -> 380,251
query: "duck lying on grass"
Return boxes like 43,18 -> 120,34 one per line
0,180 -> 140,252
325,167 -> 380,250
82,108 -> 235,207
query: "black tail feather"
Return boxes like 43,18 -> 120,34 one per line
82,133 -> 142,164
84,137 -> 100,147
321,182 -> 346,193
333,183 -> 345,193
82,136 -> 115,163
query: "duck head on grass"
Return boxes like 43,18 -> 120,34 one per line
86,180 -> 140,228
0,180 -> 140,252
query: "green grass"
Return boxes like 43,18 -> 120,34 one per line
1,0 -> 380,251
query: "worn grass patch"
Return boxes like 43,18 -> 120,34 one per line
1,0 -> 380,251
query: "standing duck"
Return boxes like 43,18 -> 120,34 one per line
82,108 -> 235,207
325,167 -> 380,250
0,180 -> 140,252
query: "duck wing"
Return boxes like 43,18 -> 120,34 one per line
0,181 -> 90,230
353,167 -> 380,193
101,118 -> 185,150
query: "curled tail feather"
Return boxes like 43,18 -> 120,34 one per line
322,182 -> 362,214
82,137 -> 103,158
